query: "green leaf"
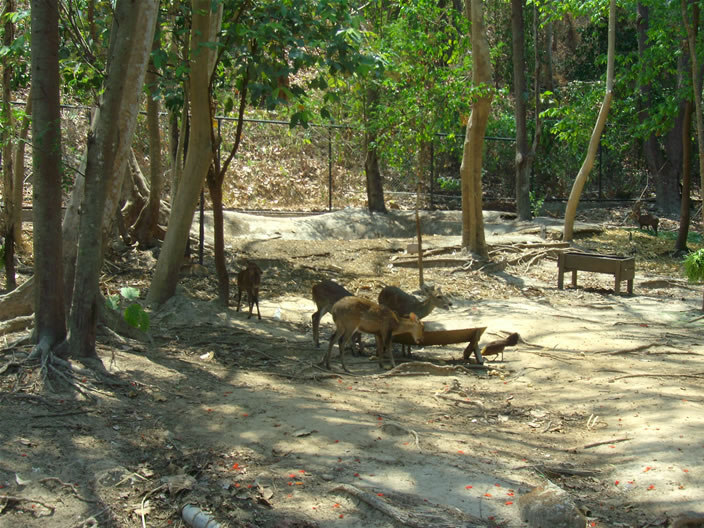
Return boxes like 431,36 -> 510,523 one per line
120,287 -> 141,301
124,303 -> 150,332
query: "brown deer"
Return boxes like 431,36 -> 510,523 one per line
378,284 -> 452,356
311,279 -> 354,347
236,260 -> 262,320
631,201 -> 659,235
320,296 -> 423,372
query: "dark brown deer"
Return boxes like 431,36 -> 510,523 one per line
320,296 -> 423,372
236,260 -> 262,320
632,201 -> 659,235
311,280 -> 354,347
378,284 -> 452,356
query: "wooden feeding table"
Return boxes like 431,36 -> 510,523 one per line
393,322 -> 487,364
557,251 -> 635,294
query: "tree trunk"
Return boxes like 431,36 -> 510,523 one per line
512,0 -> 531,221
30,0 -> 66,350
637,2 -> 686,216
68,0 -> 158,360
563,0 -> 615,241
364,85 -> 387,213
460,0 -> 492,256
206,165 -> 229,305
682,0 -> 704,233
13,88 -> 31,253
133,43 -> 164,248
2,0 -> 17,290
675,98 -> 693,254
147,0 -> 215,306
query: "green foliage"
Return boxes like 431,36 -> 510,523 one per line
683,249 -> 704,284
106,287 -> 150,332
529,190 -> 545,217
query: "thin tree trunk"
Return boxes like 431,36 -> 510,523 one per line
147,0 -> 214,306
364,85 -> 387,213
563,0 -> 615,241
512,0 -> 531,220
675,99 -> 693,254
2,0 -> 17,290
133,41 -> 164,248
13,88 -> 31,253
460,0 -> 492,256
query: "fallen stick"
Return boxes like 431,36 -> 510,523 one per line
582,437 -> 632,449
611,372 -> 704,381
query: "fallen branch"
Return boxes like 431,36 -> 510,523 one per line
331,483 -> 481,528
583,437 -> 632,449
512,464 -> 598,477
594,343 -> 656,355
0,494 -> 55,515
611,372 -> 704,381
377,362 -> 487,377
40,477 -> 99,503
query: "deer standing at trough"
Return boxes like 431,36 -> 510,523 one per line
320,296 -> 423,372
378,284 -> 452,356
236,260 -> 262,320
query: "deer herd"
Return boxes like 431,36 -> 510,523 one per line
236,260 -> 452,372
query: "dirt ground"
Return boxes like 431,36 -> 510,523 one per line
1,207 -> 703,528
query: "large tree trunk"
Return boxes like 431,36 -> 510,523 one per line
682,0 -> 704,233
364,85 -> 387,213
460,0 -> 492,256
563,0 -> 615,241
67,0 -> 158,360
636,3 -> 686,216
30,0 -> 66,351
512,0 -> 531,221
147,0 -> 215,306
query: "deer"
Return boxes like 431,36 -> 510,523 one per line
319,296 -> 424,372
236,260 -> 262,320
631,201 -> 659,235
311,279 -> 354,347
378,284 -> 452,356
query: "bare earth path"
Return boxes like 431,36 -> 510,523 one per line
0,208 -> 702,527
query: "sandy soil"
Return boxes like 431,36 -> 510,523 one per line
1,208 -> 703,528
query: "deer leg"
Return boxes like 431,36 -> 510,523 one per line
338,332 -> 355,373
236,289 -> 242,312
253,292 -> 261,320
321,329 -> 342,370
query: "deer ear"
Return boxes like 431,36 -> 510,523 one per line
410,313 -> 418,321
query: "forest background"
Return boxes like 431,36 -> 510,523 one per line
1,0 -> 704,367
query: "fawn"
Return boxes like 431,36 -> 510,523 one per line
378,284 -> 451,356
236,260 -> 262,320
319,296 -> 423,372
631,201 -> 659,235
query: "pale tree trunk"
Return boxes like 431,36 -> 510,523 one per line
13,89 -> 31,253
563,0 -> 615,241
67,0 -> 158,361
682,0 -> 704,233
147,0 -> 215,306
30,0 -> 66,353
460,0 -> 492,256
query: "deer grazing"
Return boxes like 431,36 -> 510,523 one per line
631,201 -> 659,235
378,284 -> 452,356
319,296 -> 423,372
236,260 -> 262,320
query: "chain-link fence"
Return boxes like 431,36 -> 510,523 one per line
11,102 -> 689,214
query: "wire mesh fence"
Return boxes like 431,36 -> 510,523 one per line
10,102 -> 690,215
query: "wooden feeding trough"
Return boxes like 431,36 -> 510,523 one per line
392,322 -> 487,364
557,251 -> 635,294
